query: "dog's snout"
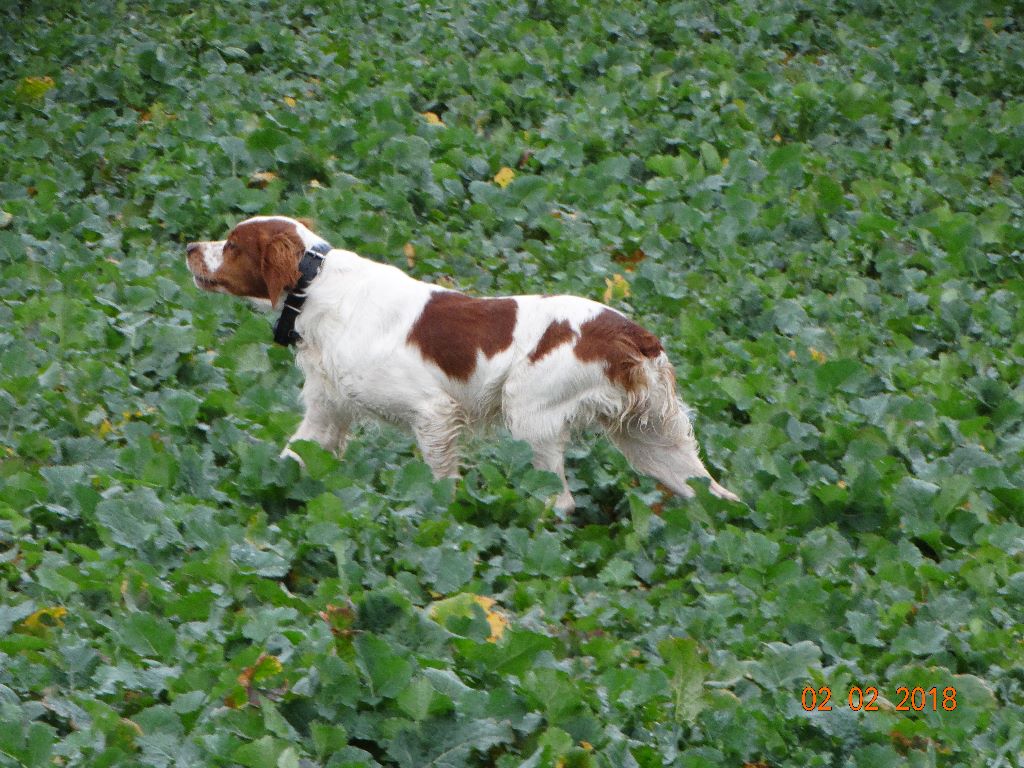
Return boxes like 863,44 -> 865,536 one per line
186,242 -> 201,256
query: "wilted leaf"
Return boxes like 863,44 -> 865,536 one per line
603,273 -> 631,302
493,166 -> 515,188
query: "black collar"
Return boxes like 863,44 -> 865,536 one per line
273,241 -> 332,347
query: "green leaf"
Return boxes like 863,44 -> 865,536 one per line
490,630 -> 557,676
522,531 -> 565,577
310,722 -> 348,757
813,175 -> 845,213
387,717 -> 512,768
232,736 -> 286,768
772,299 -> 808,335
815,359 -> 868,393
699,141 -> 722,173
397,676 -> 435,721
597,558 -> 634,587
94,488 -> 165,549
750,641 -> 822,687
355,634 -> 413,699
246,127 -> 290,152
118,613 -> 177,661
287,440 -> 338,481
657,637 -> 709,723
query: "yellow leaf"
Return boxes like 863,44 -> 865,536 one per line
580,741 -> 594,751
486,613 -> 508,643
837,480 -> 848,489
493,166 -> 515,188
255,655 -> 283,676
283,95 -> 297,107
472,595 -> 508,642
309,179 -> 322,189
421,111 -> 444,126
403,242 -> 416,267
122,719 -> 143,737
98,419 -> 112,437
15,75 -> 55,102
20,606 -> 67,633
809,347 -> 827,363
772,133 -> 782,143
787,349 -> 797,359
603,273 -> 631,303
248,170 -> 278,189
429,594 -> 509,643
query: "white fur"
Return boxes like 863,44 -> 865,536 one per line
201,242 -> 224,273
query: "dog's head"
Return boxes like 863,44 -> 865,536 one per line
185,216 -> 324,309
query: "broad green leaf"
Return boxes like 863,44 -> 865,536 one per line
118,613 -> 177,661
750,641 -> 822,687
658,637 -> 709,723
232,736 -> 286,768
355,634 -> 413,699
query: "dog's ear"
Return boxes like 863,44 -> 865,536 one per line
261,232 -> 302,307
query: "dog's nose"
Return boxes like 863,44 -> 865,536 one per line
186,242 -> 201,256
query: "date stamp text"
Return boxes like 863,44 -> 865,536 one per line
801,686 -> 957,712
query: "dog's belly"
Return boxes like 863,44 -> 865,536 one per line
298,339 -> 516,429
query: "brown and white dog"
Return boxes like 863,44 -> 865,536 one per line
185,215 -> 738,514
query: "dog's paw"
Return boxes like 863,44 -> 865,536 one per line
551,490 -> 576,520
280,445 -> 306,468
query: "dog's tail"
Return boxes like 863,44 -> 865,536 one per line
612,352 -> 695,445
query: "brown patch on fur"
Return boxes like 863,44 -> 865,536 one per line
221,220 -> 304,306
407,291 -> 517,380
529,319 -> 576,363
574,309 -> 663,391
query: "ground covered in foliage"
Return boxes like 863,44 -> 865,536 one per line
2,0 -> 1023,765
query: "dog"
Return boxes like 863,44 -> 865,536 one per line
185,215 -> 738,513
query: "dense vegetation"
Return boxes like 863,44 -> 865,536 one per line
2,0 -> 1022,765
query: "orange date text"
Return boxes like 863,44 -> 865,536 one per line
801,686 -> 957,712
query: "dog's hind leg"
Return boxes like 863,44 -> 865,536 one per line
517,427 -> 575,517
412,399 -> 465,479
503,356 -> 594,517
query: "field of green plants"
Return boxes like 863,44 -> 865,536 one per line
2,0 -> 1023,765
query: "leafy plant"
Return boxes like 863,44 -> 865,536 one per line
1,0 -> 1022,765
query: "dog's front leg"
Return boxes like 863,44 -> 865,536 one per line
281,412 -> 351,464
281,383 -> 352,464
